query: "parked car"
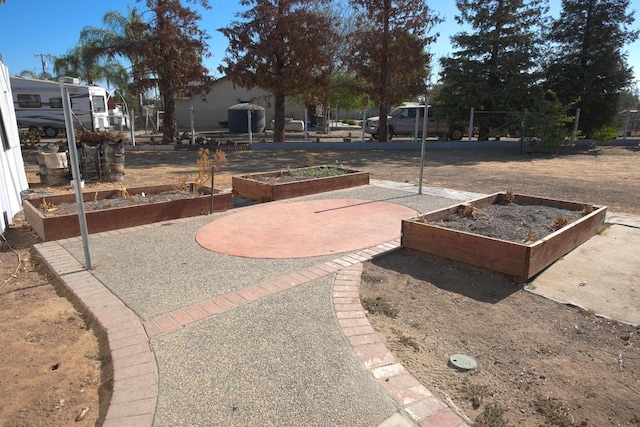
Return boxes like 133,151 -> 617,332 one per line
366,103 -> 465,141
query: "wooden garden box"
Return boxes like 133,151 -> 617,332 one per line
23,184 -> 232,241
232,166 -> 370,202
401,192 -> 607,283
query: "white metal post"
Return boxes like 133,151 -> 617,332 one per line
418,98 -> 430,195
573,108 -> 581,135
304,108 -> 308,143
623,108 -> 631,140
361,110 -> 366,143
59,81 -> 93,270
129,111 -> 136,147
468,107 -> 475,142
414,108 -> 420,142
190,107 -> 195,145
247,109 -> 253,144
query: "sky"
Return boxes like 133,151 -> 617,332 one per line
1,0 -> 639,92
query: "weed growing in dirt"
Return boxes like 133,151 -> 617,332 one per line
474,403 -> 508,427
361,297 -> 398,318
460,381 -> 491,410
533,396 -> 575,427
393,329 -> 421,352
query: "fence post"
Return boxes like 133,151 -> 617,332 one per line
468,107 -> 474,142
623,108 -> 631,140
190,107 -> 195,145
247,109 -> 253,145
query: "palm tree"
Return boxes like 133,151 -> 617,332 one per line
81,7 -> 147,114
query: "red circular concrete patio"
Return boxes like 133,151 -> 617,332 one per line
195,199 -> 418,258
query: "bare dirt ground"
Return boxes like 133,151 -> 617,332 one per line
2,141 -> 639,426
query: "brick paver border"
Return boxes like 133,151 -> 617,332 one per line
35,241 -> 157,427
36,222 -> 469,427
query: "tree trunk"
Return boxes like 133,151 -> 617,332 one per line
162,94 -> 176,144
377,0 -> 391,142
273,92 -> 286,142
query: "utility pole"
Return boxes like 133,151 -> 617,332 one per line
33,53 -> 52,79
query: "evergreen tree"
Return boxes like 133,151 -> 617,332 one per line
545,0 -> 638,136
349,0 -> 440,142
439,0 -> 547,139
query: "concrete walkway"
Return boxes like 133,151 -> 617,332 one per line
34,182 -> 639,426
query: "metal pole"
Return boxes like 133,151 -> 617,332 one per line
468,107 -> 474,142
413,108 -> 420,142
190,107 -> 195,145
418,98 -> 429,195
573,108 -> 581,135
623,108 -> 631,140
59,81 -> 93,270
247,109 -> 253,145
304,108 -> 308,143
361,110 -> 366,143
129,111 -> 136,147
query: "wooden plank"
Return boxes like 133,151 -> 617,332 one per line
401,193 -> 608,283
401,220 -> 530,279
232,168 -> 369,202
22,186 -> 232,241
527,206 -> 607,278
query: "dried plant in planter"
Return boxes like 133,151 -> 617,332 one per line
75,129 -> 124,144
306,153 -> 316,167
550,217 -> 570,231
458,204 -> 485,220
504,189 -> 517,203
176,148 -> 228,193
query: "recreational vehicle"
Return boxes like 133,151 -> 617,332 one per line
9,76 -> 111,137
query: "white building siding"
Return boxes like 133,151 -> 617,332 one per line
175,77 -> 307,131
0,57 -> 29,232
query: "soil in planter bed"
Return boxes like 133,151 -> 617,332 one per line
39,189 -> 205,216
249,166 -> 348,184
434,201 -> 586,243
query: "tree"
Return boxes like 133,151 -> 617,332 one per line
349,0 -> 440,142
124,0 -> 212,143
439,0 -> 547,139
219,0 -> 336,142
53,42 -> 127,87
81,7 -> 147,114
545,0 -> 638,136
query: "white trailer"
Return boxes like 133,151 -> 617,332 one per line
9,76 -> 111,138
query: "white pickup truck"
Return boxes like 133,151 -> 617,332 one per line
366,102 -> 464,141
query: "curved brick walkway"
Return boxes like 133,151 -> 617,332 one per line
35,187 -> 470,427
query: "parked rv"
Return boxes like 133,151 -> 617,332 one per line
365,102 -> 465,141
9,76 -> 113,137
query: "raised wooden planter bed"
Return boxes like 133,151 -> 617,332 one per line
23,184 -> 232,242
232,166 -> 370,202
401,192 -> 607,283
